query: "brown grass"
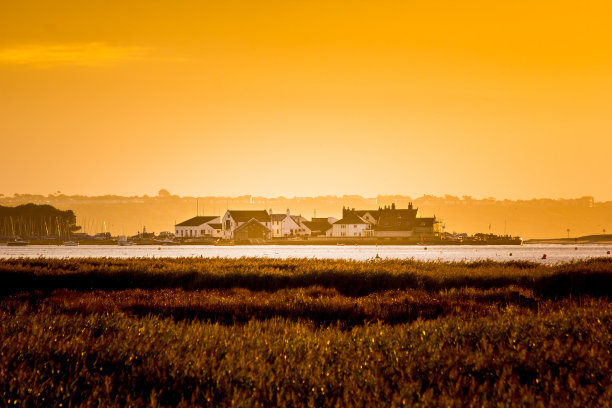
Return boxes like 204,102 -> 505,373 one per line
0,257 -> 610,407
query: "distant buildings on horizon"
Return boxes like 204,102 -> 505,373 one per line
174,203 -> 440,241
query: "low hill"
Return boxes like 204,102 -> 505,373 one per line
526,234 -> 612,244
1,193 -> 610,239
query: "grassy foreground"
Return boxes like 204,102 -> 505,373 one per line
0,258 -> 611,407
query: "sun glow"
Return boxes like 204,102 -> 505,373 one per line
0,0 -> 610,199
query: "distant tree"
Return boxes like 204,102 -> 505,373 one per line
0,204 -> 80,237
158,189 -> 171,198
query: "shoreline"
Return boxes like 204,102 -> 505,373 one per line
0,238 -> 525,246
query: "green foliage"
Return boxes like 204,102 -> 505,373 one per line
0,258 -> 611,406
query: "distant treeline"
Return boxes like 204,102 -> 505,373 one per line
1,192 -> 611,238
0,204 -> 79,238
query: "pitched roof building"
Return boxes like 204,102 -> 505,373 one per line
269,209 -> 310,238
222,210 -> 272,240
175,216 -> 221,238
234,218 -> 271,241
176,216 -> 219,227
303,217 -> 335,237
340,203 -> 439,239
327,213 -> 372,237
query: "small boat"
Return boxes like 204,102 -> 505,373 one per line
213,240 -> 234,246
7,240 -> 28,246
63,241 -> 79,246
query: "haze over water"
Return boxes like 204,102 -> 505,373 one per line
2,244 -> 611,264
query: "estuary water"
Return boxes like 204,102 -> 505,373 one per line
0,244 -> 611,263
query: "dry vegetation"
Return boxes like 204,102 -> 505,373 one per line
1,258 -> 611,407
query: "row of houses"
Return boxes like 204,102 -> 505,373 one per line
175,203 -> 439,241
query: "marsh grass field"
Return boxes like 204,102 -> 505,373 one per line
1,258 -> 611,407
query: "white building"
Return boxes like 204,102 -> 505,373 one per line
222,210 -> 272,239
270,209 -> 311,238
175,216 -> 221,238
327,214 -> 373,238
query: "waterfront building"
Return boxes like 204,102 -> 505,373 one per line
175,216 -> 221,238
270,209 -> 311,238
331,203 -> 439,239
222,210 -> 272,239
326,213 -> 372,237
234,218 -> 271,241
303,217 -> 336,237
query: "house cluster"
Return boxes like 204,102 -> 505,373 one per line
175,203 -> 439,241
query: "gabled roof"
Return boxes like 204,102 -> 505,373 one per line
333,214 -> 369,225
303,220 -> 332,232
270,214 -> 287,221
234,218 -> 270,232
208,223 -> 222,230
176,216 -> 218,227
354,210 -> 380,219
290,215 -> 306,224
227,210 -> 270,223
375,208 -> 419,231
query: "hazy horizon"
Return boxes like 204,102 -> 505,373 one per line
2,192 -> 609,239
1,190 -> 608,203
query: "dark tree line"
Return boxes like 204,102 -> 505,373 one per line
0,204 -> 80,238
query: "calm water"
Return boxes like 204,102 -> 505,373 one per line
0,244 -> 611,263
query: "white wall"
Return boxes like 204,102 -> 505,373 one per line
222,211 -> 235,239
328,223 -> 370,237
175,217 -> 220,238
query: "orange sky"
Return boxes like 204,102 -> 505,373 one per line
1,1 -> 611,200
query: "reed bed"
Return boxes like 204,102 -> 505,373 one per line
0,257 -> 611,407
1,257 -> 611,298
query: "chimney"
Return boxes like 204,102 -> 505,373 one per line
269,208 -> 273,215
286,208 -> 290,216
